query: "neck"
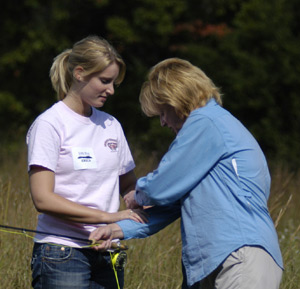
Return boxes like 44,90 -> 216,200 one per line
63,93 -> 92,117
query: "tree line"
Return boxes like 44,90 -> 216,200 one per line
1,0 -> 299,168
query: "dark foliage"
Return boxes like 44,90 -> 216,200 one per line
1,0 -> 299,168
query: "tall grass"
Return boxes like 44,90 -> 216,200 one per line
0,144 -> 36,288
0,145 -> 299,288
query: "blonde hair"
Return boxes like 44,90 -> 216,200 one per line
139,58 -> 222,118
50,36 -> 126,100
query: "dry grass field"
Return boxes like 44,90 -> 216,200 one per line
0,145 -> 299,288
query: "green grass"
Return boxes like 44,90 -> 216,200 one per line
0,145 -> 299,288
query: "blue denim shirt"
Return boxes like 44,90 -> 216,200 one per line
117,100 -> 283,287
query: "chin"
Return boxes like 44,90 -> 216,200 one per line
94,102 -> 105,108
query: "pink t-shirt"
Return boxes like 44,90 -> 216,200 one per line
26,101 -> 135,247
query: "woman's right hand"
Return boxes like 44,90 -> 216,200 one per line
110,209 -> 148,224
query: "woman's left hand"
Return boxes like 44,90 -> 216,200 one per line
89,226 -> 113,251
124,190 -> 140,209
89,223 -> 125,251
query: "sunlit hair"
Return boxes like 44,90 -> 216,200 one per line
139,58 -> 222,118
50,35 -> 126,100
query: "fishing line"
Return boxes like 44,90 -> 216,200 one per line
0,224 -> 128,249
110,251 -> 121,289
0,224 -> 127,289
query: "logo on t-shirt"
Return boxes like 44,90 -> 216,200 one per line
104,138 -> 118,152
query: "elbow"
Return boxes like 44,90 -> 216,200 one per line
30,188 -> 55,214
31,197 -> 48,213
35,206 -> 44,213
150,195 -> 173,206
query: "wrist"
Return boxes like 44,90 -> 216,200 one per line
135,190 -> 149,206
109,223 -> 124,239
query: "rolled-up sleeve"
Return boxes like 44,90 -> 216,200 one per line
117,203 -> 181,240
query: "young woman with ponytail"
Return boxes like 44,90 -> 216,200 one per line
26,36 -> 145,289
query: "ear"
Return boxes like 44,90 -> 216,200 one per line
73,66 -> 84,81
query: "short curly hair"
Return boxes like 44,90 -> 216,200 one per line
139,58 -> 222,118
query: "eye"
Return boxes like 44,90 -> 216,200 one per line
100,78 -> 113,85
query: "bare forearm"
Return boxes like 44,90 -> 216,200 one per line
32,192 -> 146,224
30,167 -> 115,223
33,192 -> 115,224
29,167 -> 146,224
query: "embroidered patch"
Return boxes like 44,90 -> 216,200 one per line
104,138 -> 118,152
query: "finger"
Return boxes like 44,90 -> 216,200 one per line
124,199 -> 132,209
134,208 -> 149,216
92,239 -> 110,251
133,209 -> 149,222
91,240 -> 105,251
125,200 -> 134,209
102,239 -> 111,251
89,231 -> 103,241
89,232 -> 97,241
128,201 -> 140,210
131,212 -> 147,224
137,214 -> 148,223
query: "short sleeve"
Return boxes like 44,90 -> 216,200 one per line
116,122 -> 135,175
26,119 -> 61,172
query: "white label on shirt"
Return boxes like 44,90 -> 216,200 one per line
232,158 -> 239,176
72,147 -> 97,170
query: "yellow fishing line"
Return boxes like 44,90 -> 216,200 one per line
110,251 -> 121,289
0,228 -> 35,240
0,228 -> 94,248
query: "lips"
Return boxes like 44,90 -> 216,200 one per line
98,95 -> 107,101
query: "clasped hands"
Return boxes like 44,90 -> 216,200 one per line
89,190 -> 147,251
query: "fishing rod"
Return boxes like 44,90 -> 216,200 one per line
0,224 -> 128,250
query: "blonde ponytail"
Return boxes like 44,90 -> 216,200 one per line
49,36 -> 126,100
50,49 -> 72,100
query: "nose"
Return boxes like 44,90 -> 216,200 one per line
106,83 -> 115,95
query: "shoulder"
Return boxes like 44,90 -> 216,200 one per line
34,102 -> 63,124
186,100 -> 239,135
27,102 -> 63,138
184,102 -> 222,132
176,101 -> 228,149
191,100 -> 229,120
92,108 -> 123,129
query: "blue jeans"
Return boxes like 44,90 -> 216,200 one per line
31,242 -> 124,289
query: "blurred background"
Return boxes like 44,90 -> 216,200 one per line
1,1 -> 300,288
1,0 -> 300,167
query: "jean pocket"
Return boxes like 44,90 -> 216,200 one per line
41,244 -> 73,262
